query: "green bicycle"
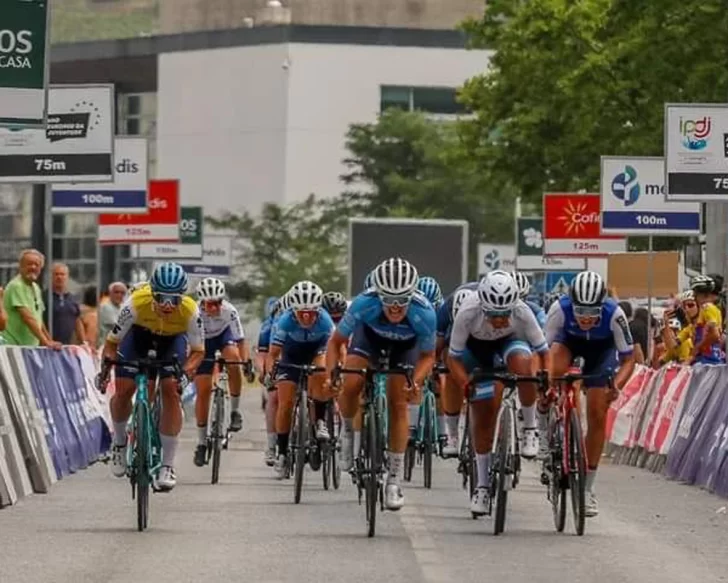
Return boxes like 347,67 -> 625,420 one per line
100,350 -> 183,532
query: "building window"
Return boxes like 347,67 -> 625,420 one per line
380,85 -> 467,116
118,92 -> 157,177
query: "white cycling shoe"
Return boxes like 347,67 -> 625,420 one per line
521,428 -> 539,459
585,490 -> 599,517
264,448 -> 276,467
442,436 -> 458,458
315,420 -> 330,441
470,487 -> 490,516
111,444 -> 127,478
340,431 -> 354,472
154,465 -> 177,491
274,454 -> 287,480
384,483 -> 404,511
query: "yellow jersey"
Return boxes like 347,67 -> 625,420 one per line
663,326 -> 693,364
693,302 -> 723,363
107,284 -> 204,350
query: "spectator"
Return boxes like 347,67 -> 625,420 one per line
50,262 -> 86,345
1,249 -> 60,349
79,286 -> 98,347
631,307 -> 650,365
97,281 -> 127,348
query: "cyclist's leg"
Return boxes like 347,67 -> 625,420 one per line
308,347 -> 331,439
265,382 -> 279,464
273,360 -> 299,478
220,336 -> 244,431
155,333 -> 187,490
109,327 -> 144,477
337,324 -> 370,470
503,340 -> 538,458
193,336 -> 216,465
435,372 -> 447,443
441,345 -> 464,455
539,341 -> 574,458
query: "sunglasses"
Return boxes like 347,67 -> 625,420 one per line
203,299 -> 223,308
574,305 -> 602,318
379,293 -> 411,308
683,301 -> 697,309
153,292 -> 182,307
295,309 -> 319,320
484,309 -> 512,318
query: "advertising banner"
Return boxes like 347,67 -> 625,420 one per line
0,0 -> 49,129
98,179 -> 180,244
543,193 -> 626,256
133,206 -> 204,259
0,84 -> 114,182
515,217 -> 585,270
477,243 -> 515,276
51,137 -> 148,213
664,103 -> 728,201
600,156 -> 700,235
178,235 -> 233,279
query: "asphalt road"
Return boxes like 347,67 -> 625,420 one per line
3,389 -> 728,583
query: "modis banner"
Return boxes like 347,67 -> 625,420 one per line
543,193 -> 626,256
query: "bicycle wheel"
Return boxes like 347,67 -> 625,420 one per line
403,442 -> 415,482
327,403 -> 342,490
365,402 -> 380,538
549,413 -> 567,533
134,404 -> 149,532
294,393 -> 308,504
493,407 -> 512,536
568,408 -> 587,536
210,389 -> 224,485
422,394 -> 434,489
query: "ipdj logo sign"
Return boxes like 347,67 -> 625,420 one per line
680,116 -> 711,151
611,165 -> 664,207
557,200 -> 599,235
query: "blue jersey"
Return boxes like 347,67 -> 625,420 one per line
257,315 -> 275,352
544,296 -> 634,356
437,281 -> 479,339
525,300 -> 547,329
271,308 -> 334,347
338,291 -> 437,351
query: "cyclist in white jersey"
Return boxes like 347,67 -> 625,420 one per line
192,278 -> 253,467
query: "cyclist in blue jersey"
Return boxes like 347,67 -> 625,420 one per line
543,271 -> 635,518
326,258 -> 437,511
269,282 -> 334,478
417,276 -> 443,309
321,291 -> 348,325
511,271 -> 546,328
435,281 -> 479,456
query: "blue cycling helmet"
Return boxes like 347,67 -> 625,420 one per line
150,262 -> 188,294
265,296 -> 279,317
363,270 -> 374,291
417,276 -> 443,307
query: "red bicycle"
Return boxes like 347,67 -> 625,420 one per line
539,368 -> 614,536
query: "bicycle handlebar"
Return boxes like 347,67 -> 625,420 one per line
336,364 -> 414,389
432,363 -> 449,375
470,369 -> 548,387
550,372 -> 615,388
277,363 -> 327,375
97,355 -> 185,395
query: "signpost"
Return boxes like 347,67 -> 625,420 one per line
664,103 -> 728,201
178,235 -> 233,279
515,217 -> 585,270
543,193 -> 626,256
477,243 -> 516,276
51,137 -> 148,213
601,156 -> 701,235
0,0 -> 50,129
133,206 -> 204,260
98,179 -> 180,244
0,84 -> 114,182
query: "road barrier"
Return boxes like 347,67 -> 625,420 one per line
606,362 -> 728,497
0,346 -> 110,508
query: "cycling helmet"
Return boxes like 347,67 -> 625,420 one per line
372,257 -> 419,297
452,288 -> 476,319
279,292 -> 292,312
690,274 -> 715,294
510,271 -> 531,299
265,296 -> 279,317
678,290 -> 695,302
196,277 -> 225,301
417,276 -> 443,306
363,270 -> 374,291
150,262 -> 188,294
478,270 -> 519,312
288,280 -> 323,310
322,291 -> 348,315
569,271 -> 606,306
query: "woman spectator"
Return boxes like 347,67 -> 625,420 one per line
79,286 -> 98,347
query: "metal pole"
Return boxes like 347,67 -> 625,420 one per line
646,235 -> 654,364
44,184 -> 53,341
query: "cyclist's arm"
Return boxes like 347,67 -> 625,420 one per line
183,309 -> 205,377
327,303 -> 359,374
519,305 -> 550,370
544,301 -> 568,380
444,304 -> 471,392
611,308 -> 636,390
268,343 -> 282,366
102,300 -> 136,360
435,335 -> 447,361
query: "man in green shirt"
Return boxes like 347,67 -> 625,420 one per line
2,249 -> 61,349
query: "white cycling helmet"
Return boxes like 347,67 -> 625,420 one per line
452,288 -> 476,319
510,271 -> 530,299
570,271 -> 606,306
678,289 -> 695,302
372,257 -> 419,297
478,270 -> 519,312
288,280 -> 323,310
279,292 -> 293,312
196,277 -> 225,301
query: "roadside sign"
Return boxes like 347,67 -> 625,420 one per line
0,84 -> 114,182
133,206 -> 204,259
545,271 -> 579,295
543,193 -> 626,256
178,235 -> 233,279
515,217 -> 586,270
665,103 -> 728,201
51,137 -> 148,213
0,0 -> 50,129
477,243 -> 515,276
601,156 -> 701,235
98,179 -> 180,244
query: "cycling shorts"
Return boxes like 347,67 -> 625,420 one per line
116,324 -> 187,380
459,335 -> 531,402
197,327 -> 239,375
557,335 -> 616,388
348,323 -> 419,369
275,339 -> 327,384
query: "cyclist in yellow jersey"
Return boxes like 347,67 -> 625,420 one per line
662,290 -> 698,364
689,275 -> 725,364
101,262 -> 205,491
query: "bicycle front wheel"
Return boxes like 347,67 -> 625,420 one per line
134,404 -> 149,532
210,389 -> 225,485
493,408 -> 513,536
365,402 -> 381,537
422,394 -> 435,489
294,393 -> 308,504
568,408 -> 587,536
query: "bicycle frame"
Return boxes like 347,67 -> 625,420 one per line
414,379 -> 438,446
128,369 -> 162,480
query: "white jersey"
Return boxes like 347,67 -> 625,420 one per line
199,299 -> 244,340
449,295 -> 548,358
